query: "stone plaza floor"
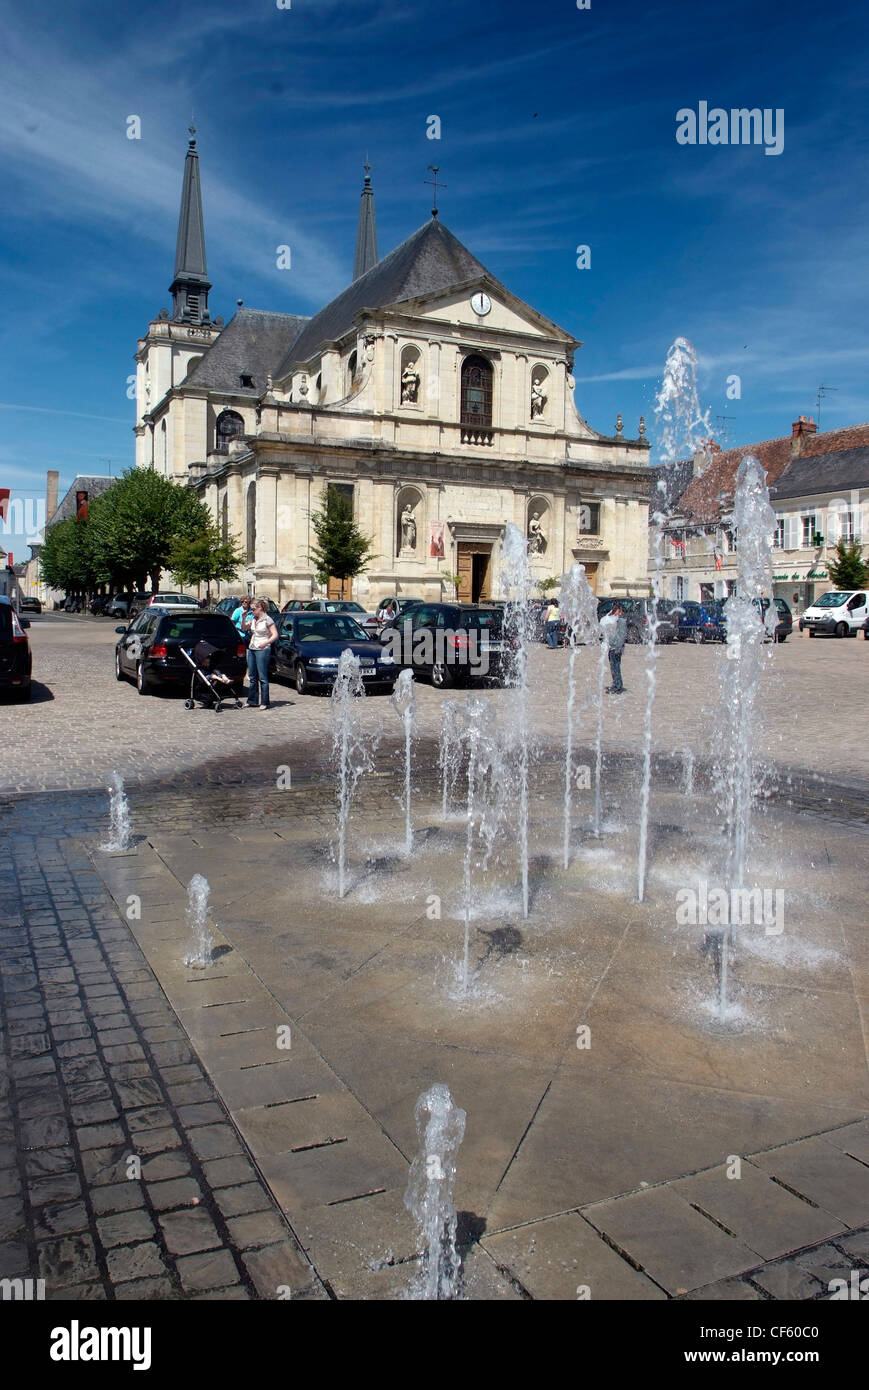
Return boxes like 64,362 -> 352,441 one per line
1,711 -> 867,1299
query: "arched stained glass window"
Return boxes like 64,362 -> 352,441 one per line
460,355 -> 493,428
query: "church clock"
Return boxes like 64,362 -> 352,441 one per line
470,291 -> 491,317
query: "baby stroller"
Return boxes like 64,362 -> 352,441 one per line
180,639 -> 242,713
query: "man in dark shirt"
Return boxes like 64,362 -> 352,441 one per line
605,604 -> 627,694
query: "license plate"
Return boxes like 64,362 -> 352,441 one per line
362,669 -> 378,678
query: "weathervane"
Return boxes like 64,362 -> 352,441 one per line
425,165 -> 446,217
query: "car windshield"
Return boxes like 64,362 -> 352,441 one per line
326,602 -> 364,613
296,616 -> 368,642
459,609 -> 503,631
815,592 -> 849,607
163,618 -> 235,641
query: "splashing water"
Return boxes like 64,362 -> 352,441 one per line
592,629 -> 608,836
391,668 -> 416,854
438,700 -> 464,817
653,336 -> 711,465
331,650 -> 376,897
500,522 -> 532,917
184,874 -> 213,968
682,746 -> 695,796
404,1083 -> 467,1300
100,771 -> 131,852
559,563 -> 600,867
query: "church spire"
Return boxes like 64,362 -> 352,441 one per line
353,163 -> 378,281
170,127 -> 211,324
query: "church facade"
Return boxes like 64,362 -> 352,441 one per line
135,138 -> 652,606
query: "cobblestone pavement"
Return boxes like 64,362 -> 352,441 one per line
6,613 -> 869,794
0,827 -> 326,1300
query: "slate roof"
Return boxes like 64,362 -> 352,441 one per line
184,308 -> 309,396
651,458 -> 694,513
47,476 -> 114,529
672,423 -> 869,525
770,443 -> 869,500
275,218 -> 520,376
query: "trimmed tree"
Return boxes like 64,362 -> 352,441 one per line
88,468 -> 212,594
826,539 -> 869,589
308,485 -> 374,596
168,525 -> 244,601
538,576 -> 560,596
39,517 -> 99,598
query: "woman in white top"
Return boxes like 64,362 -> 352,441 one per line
246,600 -> 279,709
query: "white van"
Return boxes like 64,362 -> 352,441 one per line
799,589 -> 869,637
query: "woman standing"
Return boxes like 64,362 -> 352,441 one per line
246,600 -> 278,709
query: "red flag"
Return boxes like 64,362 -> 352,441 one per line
0,489 -> 9,522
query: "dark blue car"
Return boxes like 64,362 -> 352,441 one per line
672,599 -> 727,643
273,612 -> 398,695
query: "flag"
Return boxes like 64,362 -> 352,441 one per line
0,489 -> 9,522
429,521 -> 445,558
714,550 -> 723,571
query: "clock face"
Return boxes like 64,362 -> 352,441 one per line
471,292 -> 491,317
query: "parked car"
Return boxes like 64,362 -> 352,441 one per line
107,593 -> 148,619
379,602 -> 508,688
295,599 -> 381,638
596,597 -> 678,644
146,592 -> 199,611
19,596 -> 42,614
0,596 -> 32,700
758,597 -> 792,642
115,609 -> 247,696
862,614 -> 869,640
280,599 -> 309,614
671,599 -> 726,643
272,611 -> 397,695
88,596 -> 110,616
799,589 -> 869,638
374,597 -> 425,628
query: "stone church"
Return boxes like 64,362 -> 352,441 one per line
135,135 -> 651,605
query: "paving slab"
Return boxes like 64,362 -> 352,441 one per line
584,1186 -> 760,1294
482,1212 -> 666,1300
751,1136 -> 869,1228
671,1159 -> 844,1260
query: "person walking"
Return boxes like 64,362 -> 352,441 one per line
605,603 -> 627,694
231,595 -> 252,637
246,599 -> 278,709
544,597 -> 561,648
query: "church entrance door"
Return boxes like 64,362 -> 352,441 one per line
457,543 -> 491,603
327,575 -> 352,599
583,562 -> 598,593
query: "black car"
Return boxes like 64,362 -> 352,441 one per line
115,609 -> 247,696
273,611 -> 397,694
19,596 -> 42,614
0,596 -> 32,700
379,602 -> 507,688
596,597 -> 678,644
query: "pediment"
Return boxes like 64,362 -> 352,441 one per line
385,278 -> 579,347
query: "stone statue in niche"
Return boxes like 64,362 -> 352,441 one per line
527,512 -> 546,554
401,362 -> 420,403
400,504 -> 417,553
530,378 -> 547,418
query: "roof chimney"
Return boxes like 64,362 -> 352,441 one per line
791,415 -> 817,456
46,470 -> 59,524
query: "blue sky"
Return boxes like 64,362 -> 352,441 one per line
2,0 -> 868,558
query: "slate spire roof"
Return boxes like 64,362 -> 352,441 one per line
276,218 -> 495,376
170,129 -> 211,324
353,164 -> 378,281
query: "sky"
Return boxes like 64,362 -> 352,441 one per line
1,0 -> 868,559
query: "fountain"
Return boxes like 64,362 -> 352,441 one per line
682,746 -> 695,796
404,1082 -> 467,1300
591,624 -> 608,837
438,700 -> 464,817
331,650 -> 375,898
499,522 -> 533,918
637,337 -> 712,900
100,770 -> 131,852
723,456 -> 777,898
184,874 -> 213,968
390,668 -> 416,855
558,563 -> 600,866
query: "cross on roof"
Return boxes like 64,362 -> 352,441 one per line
425,165 -> 446,218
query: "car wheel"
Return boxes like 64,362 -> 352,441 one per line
778,633 -> 788,642
294,661 -> 309,695
691,628 -> 703,644
136,662 -> 152,696
114,650 -> 124,682
836,622 -> 848,638
431,662 -> 455,689
808,629 -> 815,637
627,626 -> 642,644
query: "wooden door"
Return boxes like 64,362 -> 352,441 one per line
583,563 -> 598,594
327,575 -> 350,599
457,544 -> 474,603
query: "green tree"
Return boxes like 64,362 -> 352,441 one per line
89,468 -> 212,594
39,518 -> 98,596
440,570 -> 462,597
827,539 -> 869,589
538,576 -> 560,595
308,485 -> 375,594
168,525 -> 244,600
